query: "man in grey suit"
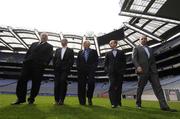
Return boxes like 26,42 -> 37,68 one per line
132,36 -> 176,112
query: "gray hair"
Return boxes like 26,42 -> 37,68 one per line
61,38 -> 68,43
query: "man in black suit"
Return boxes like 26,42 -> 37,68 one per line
132,36 -> 176,112
104,40 -> 126,108
77,40 -> 98,105
53,39 -> 74,105
12,32 -> 53,105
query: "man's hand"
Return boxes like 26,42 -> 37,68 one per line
136,66 -> 143,74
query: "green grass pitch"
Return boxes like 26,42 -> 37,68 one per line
0,94 -> 180,119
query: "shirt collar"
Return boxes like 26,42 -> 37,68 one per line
140,44 -> 148,47
62,46 -> 67,49
112,48 -> 117,51
84,48 -> 90,51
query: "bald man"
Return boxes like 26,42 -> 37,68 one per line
12,33 -> 53,105
104,40 -> 126,108
77,40 -> 98,105
132,36 -> 176,112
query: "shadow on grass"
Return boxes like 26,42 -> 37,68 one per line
0,103 -> 179,119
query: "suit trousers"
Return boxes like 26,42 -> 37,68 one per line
78,70 -> 95,104
136,73 -> 169,109
108,73 -> 123,106
16,62 -> 44,101
54,71 -> 68,103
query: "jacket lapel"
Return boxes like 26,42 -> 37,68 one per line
87,49 -> 92,62
62,48 -> 68,60
140,46 -> 149,59
147,46 -> 151,58
33,42 -> 45,51
110,50 -> 119,58
115,50 -> 120,58
57,48 -> 62,59
81,50 -> 86,62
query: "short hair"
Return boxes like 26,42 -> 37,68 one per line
83,40 -> 91,45
109,40 -> 117,44
61,38 -> 68,43
40,32 -> 48,41
40,32 -> 48,38
140,35 -> 147,40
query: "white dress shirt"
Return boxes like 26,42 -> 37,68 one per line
61,47 -> 67,60
143,46 -> 150,58
112,49 -> 117,57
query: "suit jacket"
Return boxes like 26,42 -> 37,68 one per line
76,49 -> 98,72
104,49 -> 126,75
53,47 -> 74,72
132,45 -> 158,74
24,42 -> 53,66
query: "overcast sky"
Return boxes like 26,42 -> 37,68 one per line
0,0 -> 129,35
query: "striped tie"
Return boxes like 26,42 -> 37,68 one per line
84,49 -> 89,62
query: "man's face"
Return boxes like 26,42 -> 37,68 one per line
83,41 -> 90,49
40,33 -> 48,42
109,40 -> 117,49
140,36 -> 147,46
61,40 -> 67,47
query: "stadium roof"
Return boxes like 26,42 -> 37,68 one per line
98,0 -> 180,57
0,27 -> 98,57
0,0 -> 179,58
119,0 -> 180,51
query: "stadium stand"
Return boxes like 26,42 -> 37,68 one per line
0,0 -> 180,101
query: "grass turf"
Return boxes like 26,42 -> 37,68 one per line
0,94 -> 180,119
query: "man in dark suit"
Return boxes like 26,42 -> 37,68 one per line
77,40 -> 98,105
12,32 -> 53,105
53,39 -> 74,105
132,35 -> 176,112
104,40 -> 126,108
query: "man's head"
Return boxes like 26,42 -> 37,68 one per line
40,32 -> 48,42
109,40 -> 118,49
83,40 -> 91,49
139,35 -> 148,46
61,38 -> 68,47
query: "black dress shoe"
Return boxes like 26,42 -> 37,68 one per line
27,98 -> 34,104
11,100 -> 25,105
28,101 -> 34,104
161,108 -> 177,112
88,99 -> 93,106
119,102 -> 122,107
80,102 -> 86,105
58,100 -> 64,105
